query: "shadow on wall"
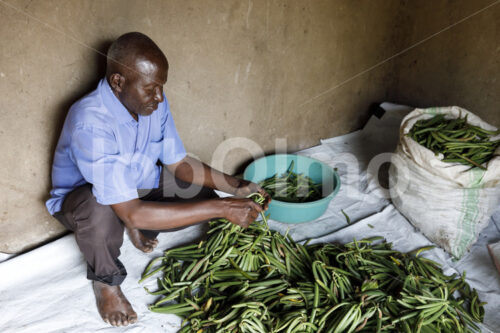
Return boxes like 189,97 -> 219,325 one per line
43,39 -> 114,201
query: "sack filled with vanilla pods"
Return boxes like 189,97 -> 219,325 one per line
389,106 -> 500,258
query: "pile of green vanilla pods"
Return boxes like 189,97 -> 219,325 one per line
407,114 -> 499,170
141,217 -> 485,332
258,161 -> 323,203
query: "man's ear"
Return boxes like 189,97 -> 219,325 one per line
109,73 -> 125,93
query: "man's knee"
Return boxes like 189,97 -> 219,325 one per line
87,204 -> 123,236
71,192 -> 124,243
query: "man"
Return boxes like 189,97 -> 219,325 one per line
46,32 -> 270,327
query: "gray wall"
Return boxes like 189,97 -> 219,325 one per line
389,0 -> 500,126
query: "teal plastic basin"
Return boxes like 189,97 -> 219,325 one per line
243,154 -> 340,223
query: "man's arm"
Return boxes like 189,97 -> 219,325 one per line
166,156 -> 271,208
111,196 -> 262,231
112,156 -> 270,231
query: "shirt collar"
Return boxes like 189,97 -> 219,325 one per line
100,78 -> 137,124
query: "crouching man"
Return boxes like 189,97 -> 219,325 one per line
46,32 -> 270,326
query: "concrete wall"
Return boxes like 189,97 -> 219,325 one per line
389,0 -> 500,126
1,0 -> 498,253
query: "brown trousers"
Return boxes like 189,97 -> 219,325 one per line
53,170 -> 216,285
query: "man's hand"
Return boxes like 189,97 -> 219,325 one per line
222,197 -> 264,228
234,180 -> 272,210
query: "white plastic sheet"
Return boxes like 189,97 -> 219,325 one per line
1,103 -> 498,332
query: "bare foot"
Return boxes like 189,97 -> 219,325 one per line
126,227 -> 158,253
93,281 -> 137,326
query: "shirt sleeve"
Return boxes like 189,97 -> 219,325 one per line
70,125 -> 139,205
160,98 -> 187,165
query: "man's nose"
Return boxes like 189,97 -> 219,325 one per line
154,87 -> 164,103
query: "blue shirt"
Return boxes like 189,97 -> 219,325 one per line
46,79 -> 186,215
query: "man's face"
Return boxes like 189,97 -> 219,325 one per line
115,57 -> 168,117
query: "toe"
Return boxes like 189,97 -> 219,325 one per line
128,308 -> 138,324
110,314 -> 119,326
116,314 -> 125,327
147,238 -> 158,245
129,314 -> 138,324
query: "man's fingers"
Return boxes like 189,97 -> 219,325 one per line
250,208 -> 259,219
256,188 -> 272,210
240,220 -> 250,229
257,187 -> 271,200
147,239 -> 158,247
249,200 -> 263,212
225,196 -> 267,228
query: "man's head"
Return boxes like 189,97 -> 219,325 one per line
106,32 -> 168,118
